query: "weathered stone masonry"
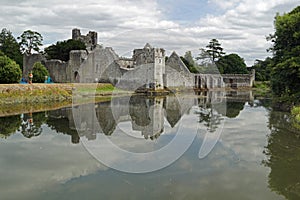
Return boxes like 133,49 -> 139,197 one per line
23,29 -> 255,90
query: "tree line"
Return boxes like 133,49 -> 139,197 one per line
253,6 -> 300,104
181,5 -> 300,104
180,38 -> 249,75
0,29 -> 86,83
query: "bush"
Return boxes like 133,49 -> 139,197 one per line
0,55 -> 22,83
291,106 -> 300,130
32,62 -> 49,83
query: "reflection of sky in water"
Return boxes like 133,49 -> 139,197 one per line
0,101 -> 285,200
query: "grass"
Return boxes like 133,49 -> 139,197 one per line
253,81 -> 271,97
0,84 -> 73,104
0,83 -> 133,116
291,106 -> 300,130
74,83 -> 125,94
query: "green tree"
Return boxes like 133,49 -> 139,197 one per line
32,62 -> 49,83
268,6 -> 300,99
0,28 -> 23,66
45,39 -> 86,61
216,53 -> 248,74
180,51 -> 199,73
205,39 -> 225,62
252,57 -> 273,81
0,54 -> 22,83
18,30 -> 43,54
184,51 -> 196,67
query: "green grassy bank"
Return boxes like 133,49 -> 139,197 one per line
0,83 -> 126,116
252,81 -> 271,97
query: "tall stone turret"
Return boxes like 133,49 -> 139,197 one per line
72,28 -> 81,40
72,28 -> 98,51
153,48 -> 165,90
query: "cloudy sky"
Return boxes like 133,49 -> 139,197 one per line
0,0 -> 298,65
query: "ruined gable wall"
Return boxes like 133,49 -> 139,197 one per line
23,53 -> 45,80
166,52 -> 191,74
44,60 -> 68,83
164,66 -> 194,88
116,63 -> 155,90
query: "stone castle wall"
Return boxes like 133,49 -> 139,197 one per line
23,53 -> 45,80
44,60 -> 68,83
23,29 -> 254,90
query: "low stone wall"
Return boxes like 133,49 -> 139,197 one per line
222,73 -> 255,88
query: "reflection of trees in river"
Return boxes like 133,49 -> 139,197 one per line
0,112 -> 47,139
196,106 -> 223,133
264,110 -> 300,200
47,116 -> 80,144
0,115 -> 21,138
225,102 -> 245,118
0,91 -> 254,142
20,112 -> 46,138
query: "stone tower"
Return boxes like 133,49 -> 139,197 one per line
72,28 -> 98,51
72,28 -> 81,40
153,48 -> 165,90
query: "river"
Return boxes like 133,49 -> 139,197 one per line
0,90 -> 299,200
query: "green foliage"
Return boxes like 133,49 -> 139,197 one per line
268,6 -> 300,100
268,7 -> 300,58
18,30 -> 43,54
0,55 -> 22,83
203,39 -> 225,62
271,57 -> 300,97
180,57 -> 197,73
32,62 -> 49,83
252,57 -> 273,81
253,81 -> 271,97
264,110 -> 300,200
0,28 -> 23,66
291,106 -> 300,130
0,115 -> 21,138
45,39 -> 86,61
216,53 -> 248,74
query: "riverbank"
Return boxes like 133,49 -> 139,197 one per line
252,81 -> 271,97
0,83 -> 132,116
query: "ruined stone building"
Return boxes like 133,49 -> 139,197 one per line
23,29 -> 255,90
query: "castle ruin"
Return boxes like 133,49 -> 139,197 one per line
23,29 -> 255,90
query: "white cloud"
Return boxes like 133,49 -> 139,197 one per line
0,0 -> 298,65
0,125 -> 105,200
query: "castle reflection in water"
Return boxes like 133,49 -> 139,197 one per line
47,90 -> 254,144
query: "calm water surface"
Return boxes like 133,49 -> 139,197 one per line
0,91 -> 299,200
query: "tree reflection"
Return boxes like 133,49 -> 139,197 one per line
0,115 -> 21,138
264,110 -> 300,200
196,104 -> 223,133
47,115 -> 80,144
225,102 -> 245,118
20,112 -> 46,138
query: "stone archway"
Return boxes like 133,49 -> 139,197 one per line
74,71 -> 80,83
